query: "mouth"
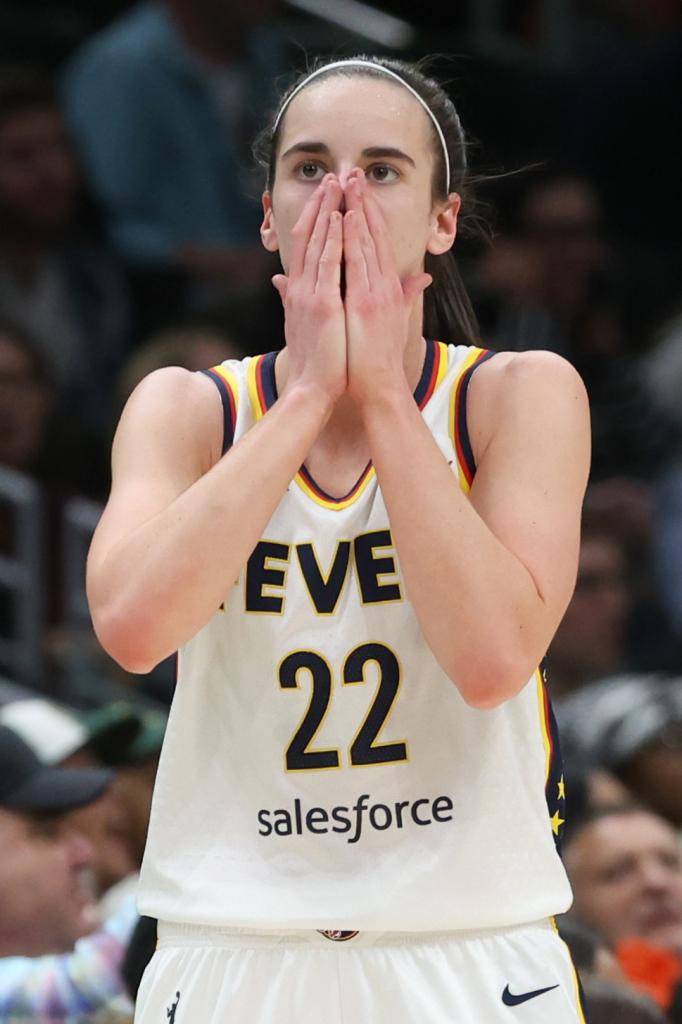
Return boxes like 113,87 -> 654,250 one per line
639,906 -> 682,931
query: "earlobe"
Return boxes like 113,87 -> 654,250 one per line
260,191 -> 280,253
427,192 -> 461,257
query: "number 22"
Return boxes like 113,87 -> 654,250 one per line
279,642 -> 408,771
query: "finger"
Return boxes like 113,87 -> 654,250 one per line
315,210 -> 343,293
343,210 -> 370,293
272,274 -> 288,304
362,188 -> 396,277
289,175 -> 333,278
343,171 -> 364,213
346,179 -> 379,283
354,194 -> 381,283
303,178 -> 343,280
402,273 -> 433,307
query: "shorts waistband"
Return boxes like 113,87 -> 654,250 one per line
156,918 -> 555,950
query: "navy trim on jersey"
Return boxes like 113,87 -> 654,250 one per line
413,339 -> 436,407
261,351 -> 279,409
456,349 -> 496,480
200,368 -> 235,455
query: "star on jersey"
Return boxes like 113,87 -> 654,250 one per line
551,810 -> 565,836
557,776 -> 565,800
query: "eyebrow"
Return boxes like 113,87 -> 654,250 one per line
280,141 -> 416,169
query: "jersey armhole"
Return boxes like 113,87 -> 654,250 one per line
450,347 -> 496,491
198,366 -> 238,455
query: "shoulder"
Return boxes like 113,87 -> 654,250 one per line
114,366 -> 224,473
467,350 -> 589,461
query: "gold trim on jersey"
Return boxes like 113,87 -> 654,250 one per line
448,346 -> 486,495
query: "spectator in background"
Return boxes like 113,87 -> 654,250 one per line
557,916 -> 625,986
116,322 -> 245,408
548,504 -> 682,697
0,319 -> 111,499
0,683 -> 141,901
548,519 -> 631,696
0,67 -> 132,445
556,674 -> 682,829
645,317 -> 682,645
0,723 -> 137,1019
563,802 -> 682,1016
478,173 -> 678,482
62,0 -> 286,325
580,976 -> 669,1024
0,723 -> 107,956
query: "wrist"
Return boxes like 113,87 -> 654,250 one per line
280,380 -> 337,424
356,374 -> 412,422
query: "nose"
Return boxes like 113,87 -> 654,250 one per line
336,165 -> 363,192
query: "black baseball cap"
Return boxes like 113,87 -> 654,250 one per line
0,724 -> 112,812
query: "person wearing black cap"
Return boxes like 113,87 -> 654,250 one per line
0,723 -> 109,957
0,725 -> 138,1020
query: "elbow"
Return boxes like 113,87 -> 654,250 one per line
89,600 -> 163,676
448,652 -> 536,710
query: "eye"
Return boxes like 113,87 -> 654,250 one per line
366,164 -> 399,184
295,160 -> 326,181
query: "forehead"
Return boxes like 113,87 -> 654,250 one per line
278,74 -> 434,158
587,813 -> 679,858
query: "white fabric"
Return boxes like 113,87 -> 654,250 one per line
137,344 -> 573,932
134,919 -> 587,1023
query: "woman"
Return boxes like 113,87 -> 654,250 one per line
87,56 -> 591,1023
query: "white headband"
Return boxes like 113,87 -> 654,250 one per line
272,59 -> 452,193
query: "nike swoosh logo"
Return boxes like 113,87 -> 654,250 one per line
502,983 -> 560,1006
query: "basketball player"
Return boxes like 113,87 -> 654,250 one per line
87,56 -> 592,1022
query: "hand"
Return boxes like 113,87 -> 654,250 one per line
342,171 -> 431,410
272,174 -> 347,406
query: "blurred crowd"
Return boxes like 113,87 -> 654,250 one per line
0,0 -> 680,1020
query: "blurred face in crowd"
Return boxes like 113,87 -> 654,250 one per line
549,533 -> 630,692
521,177 -> 605,314
0,807 -> 98,956
0,330 -> 52,469
0,105 -> 78,237
620,727 -> 682,828
62,750 -> 138,895
565,810 -> 682,956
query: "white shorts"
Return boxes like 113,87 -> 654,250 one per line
134,916 -> 589,1023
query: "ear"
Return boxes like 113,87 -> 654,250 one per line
426,192 -> 461,257
260,191 -> 279,253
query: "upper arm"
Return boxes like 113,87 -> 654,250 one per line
467,350 -> 591,626
87,367 -> 222,587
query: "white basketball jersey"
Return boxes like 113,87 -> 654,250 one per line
137,341 -> 573,931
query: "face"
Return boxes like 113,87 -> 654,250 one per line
62,751 -> 137,895
0,107 -> 78,233
0,333 -> 52,468
261,74 -> 458,281
565,811 -> 682,955
0,807 -> 97,956
550,535 -> 629,681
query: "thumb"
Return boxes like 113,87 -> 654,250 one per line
271,274 -> 288,304
403,273 -> 432,307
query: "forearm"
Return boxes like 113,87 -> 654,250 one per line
89,385 -> 331,672
362,386 -> 551,706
